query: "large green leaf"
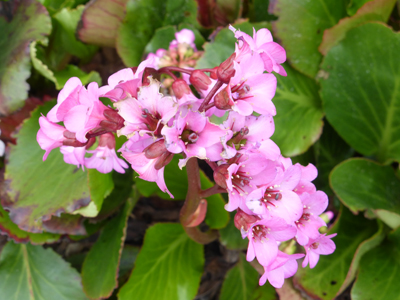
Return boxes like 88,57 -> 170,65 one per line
320,23 -> 400,164
118,223 -> 204,300
0,204 -> 60,244
82,190 -> 138,299
351,227 -> 400,300
319,0 -> 396,55
0,0 -> 51,116
347,0 -> 374,15
270,0 -> 348,78
0,241 -> 88,299
3,101 -> 91,232
77,0 -> 129,47
87,169 -> 114,212
144,26 -> 177,55
294,206 -> 378,300
220,253 -> 276,300
330,158 -> 400,214
271,63 -> 324,156
116,0 -> 198,66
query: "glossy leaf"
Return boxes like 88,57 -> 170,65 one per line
118,223 -> 204,300
319,0 -> 396,55
53,6 -> 98,61
347,0 -> 374,15
351,227 -> 400,300
294,206 -> 378,300
144,26 -> 176,54
3,101 -> 91,233
0,0 -> 51,116
0,204 -> 60,244
330,158 -> 400,214
82,190 -> 138,299
272,63 -> 324,157
77,0 -> 129,47
0,241 -> 88,300
87,169 -> 114,212
42,213 -> 86,235
116,0 -> 198,66
320,23 -> 400,164
220,253 -> 274,300
270,0 -> 347,77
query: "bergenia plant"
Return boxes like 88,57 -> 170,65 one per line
37,27 -> 336,288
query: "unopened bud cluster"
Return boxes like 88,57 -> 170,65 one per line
37,27 -> 336,287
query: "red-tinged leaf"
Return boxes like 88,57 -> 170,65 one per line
0,0 -> 51,116
77,0 -> 129,47
82,190 -> 138,299
319,0 -> 397,55
42,213 -> 86,235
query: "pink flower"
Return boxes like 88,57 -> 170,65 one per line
85,133 -> 128,174
37,116 -> 66,160
302,233 -> 337,268
245,217 -> 297,267
170,29 -> 196,50
60,146 -> 86,168
259,251 -> 304,288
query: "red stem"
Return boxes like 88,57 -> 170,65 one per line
200,185 -> 227,198
198,80 -> 223,112
158,66 -> 193,75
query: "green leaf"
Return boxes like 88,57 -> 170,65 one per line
118,223 -> 204,300
336,220 -> 386,295
87,169 -> 114,212
270,0 -> 348,77
42,213 -> 86,235
0,241 -> 88,299
320,23 -> 400,164
320,0 -> 396,55
219,211 -> 248,250
3,101 -> 91,232
116,0 -> 199,66
351,227 -> 400,300
248,0 -> 276,22
313,122 -> 354,195
77,0 -> 128,47
53,6 -> 98,61
294,206 -> 379,300
220,253 -> 271,300
0,0 -> 51,116
330,158 -> 400,214
271,63 -> 324,157
0,204 -> 60,244
196,21 -> 272,69
82,189 -> 139,299
144,26 -> 177,54
347,0 -> 374,15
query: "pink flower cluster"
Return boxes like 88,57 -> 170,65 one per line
37,27 -> 336,287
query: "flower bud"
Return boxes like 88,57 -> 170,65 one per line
189,70 -> 211,91
98,132 -> 116,149
234,208 -> 259,231
184,199 -> 208,227
143,139 -> 167,159
172,79 -> 191,99
213,164 -> 229,189
209,67 -> 218,80
62,131 -> 87,147
142,68 -> 160,86
217,53 -> 236,84
103,108 -> 125,131
154,151 -> 174,170
214,88 -> 232,110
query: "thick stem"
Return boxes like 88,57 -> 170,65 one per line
180,157 -> 202,225
198,80 -> 223,112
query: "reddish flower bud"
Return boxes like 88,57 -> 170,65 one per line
189,70 -> 211,91
98,132 -> 116,149
213,164 -> 230,189
172,79 -> 191,99
102,109 -> 125,131
154,151 -> 174,170
142,68 -> 160,86
62,131 -> 87,147
209,67 -> 218,80
217,53 -> 236,84
234,208 -> 260,231
143,139 -> 167,159
214,87 -> 232,110
183,199 -> 208,227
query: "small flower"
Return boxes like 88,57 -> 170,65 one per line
302,233 -> 337,268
